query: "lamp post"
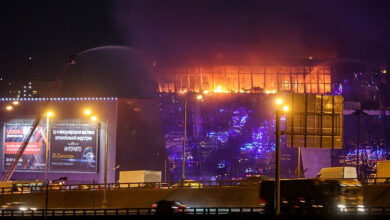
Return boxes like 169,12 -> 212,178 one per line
5,105 -> 13,111
45,111 -> 54,181
181,93 -> 203,186
85,109 -> 108,207
274,98 -> 289,215
181,95 -> 187,186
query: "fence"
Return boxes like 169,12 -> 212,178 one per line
0,178 -> 389,195
0,180 -> 242,195
0,207 -> 263,217
1,207 -> 390,217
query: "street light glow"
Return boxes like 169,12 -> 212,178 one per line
282,105 -> 289,112
5,105 -> 13,111
91,115 -> 98,121
196,94 -> 203,100
46,111 -> 54,117
12,101 -> 19,105
275,98 -> 283,105
84,109 -> 92,115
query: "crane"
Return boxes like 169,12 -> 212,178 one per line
1,57 -> 75,181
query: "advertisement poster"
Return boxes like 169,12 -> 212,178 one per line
3,125 -> 47,171
50,125 -> 98,172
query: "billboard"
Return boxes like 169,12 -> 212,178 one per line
50,125 -> 98,172
3,125 -> 47,171
3,123 -> 99,173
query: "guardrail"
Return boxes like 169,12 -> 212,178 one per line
360,177 -> 390,184
1,178 -> 390,195
0,207 -> 264,217
0,180 -> 242,195
1,207 -> 390,217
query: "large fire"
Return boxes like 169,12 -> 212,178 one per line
157,64 -> 332,94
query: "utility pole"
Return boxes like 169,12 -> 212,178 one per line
275,110 -> 281,215
102,120 -> 109,207
274,98 -> 289,216
181,95 -> 188,186
297,147 -> 301,178
356,109 -> 361,177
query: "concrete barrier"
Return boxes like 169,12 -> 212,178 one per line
0,186 -> 260,209
363,185 -> 390,207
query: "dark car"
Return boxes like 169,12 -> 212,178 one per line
239,175 -> 271,186
152,200 -> 187,215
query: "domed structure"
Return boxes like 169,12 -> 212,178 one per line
59,46 -> 156,98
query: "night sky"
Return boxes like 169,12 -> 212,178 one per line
1,0 -> 390,80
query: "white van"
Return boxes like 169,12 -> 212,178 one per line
316,167 -> 357,179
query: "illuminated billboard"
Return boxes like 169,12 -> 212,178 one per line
50,125 -> 98,172
3,124 -> 47,171
3,123 -> 99,173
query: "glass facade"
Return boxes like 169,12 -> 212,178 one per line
157,64 -> 332,94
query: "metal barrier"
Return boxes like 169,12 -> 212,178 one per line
0,207 -> 264,217
1,207 -> 390,216
0,180 -> 242,195
1,178 -> 389,195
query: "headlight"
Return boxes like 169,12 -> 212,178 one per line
357,205 -> 365,212
19,207 -> 28,211
337,204 -> 346,212
30,208 -> 37,211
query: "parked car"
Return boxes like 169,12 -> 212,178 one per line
71,184 -> 102,190
153,200 -> 187,215
239,175 -> 271,186
172,180 -> 203,188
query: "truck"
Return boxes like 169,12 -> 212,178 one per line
259,178 -> 364,214
316,167 -> 357,179
376,160 -> 390,183
118,170 -> 161,188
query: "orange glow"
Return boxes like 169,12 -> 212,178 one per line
5,105 -> 13,111
157,64 -> 332,94
84,109 -> 92,115
265,90 -> 276,94
275,98 -> 283,105
282,106 -> 289,112
91,115 -> 98,121
46,111 -> 54,117
214,85 -> 223,93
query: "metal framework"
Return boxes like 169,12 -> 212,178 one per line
157,64 -> 332,94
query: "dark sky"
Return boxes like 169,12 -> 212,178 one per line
1,0 -> 390,80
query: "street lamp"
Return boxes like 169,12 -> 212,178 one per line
5,105 -> 13,111
274,98 -> 289,215
45,111 -> 54,180
181,94 -> 188,186
84,109 -> 92,116
83,109 -> 108,207
91,115 -> 98,122
181,93 -> 203,186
